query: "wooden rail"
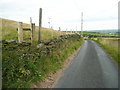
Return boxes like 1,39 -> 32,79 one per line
17,22 -> 35,43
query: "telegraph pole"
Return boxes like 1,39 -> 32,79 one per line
76,25 -> 77,33
81,12 -> 83,37
59,27 -> 61,35
48,17 -> 51,28
38,8 -> 42,43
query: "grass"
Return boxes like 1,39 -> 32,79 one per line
1,18 -> 66,41
2,37 -> 83,88
93,38 -> 119,65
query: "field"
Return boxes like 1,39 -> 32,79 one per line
1,18 -> 66,41
82,31 -> 118,38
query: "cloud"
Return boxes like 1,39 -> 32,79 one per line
0,0 -> 119,30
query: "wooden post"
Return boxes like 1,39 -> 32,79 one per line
30,17 -> 32,30
30,17 -> 32,43
38,8 -> 42,43
18,22 -> 23,43
59,27 -> 61,31
31,23 -> 35,43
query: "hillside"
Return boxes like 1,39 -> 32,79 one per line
1,18 -> 66,41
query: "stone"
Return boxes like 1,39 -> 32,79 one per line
0,39 -> 5,42
6,40 -> 16,43
18,42 -> 31,46
37,43 -> 44,48
48,42 -> 54,45
41,40 -> 50,45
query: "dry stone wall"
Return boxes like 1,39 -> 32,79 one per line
2,34 -> 81,55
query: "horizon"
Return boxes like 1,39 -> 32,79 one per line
62,29 -> 118,32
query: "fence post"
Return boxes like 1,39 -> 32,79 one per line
38,8 -> 42,43
31,23 -> 35,43
30,17 -> 32,30
18,22 -> 23,43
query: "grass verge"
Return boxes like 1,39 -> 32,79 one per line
93,38 -> 119,66
2,37 -> 83,88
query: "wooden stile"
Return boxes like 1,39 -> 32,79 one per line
18,22 -> 23,43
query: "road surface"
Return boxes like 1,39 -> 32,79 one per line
54,40 -> 118,88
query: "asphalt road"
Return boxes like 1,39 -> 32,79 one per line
54,40 -> 118,88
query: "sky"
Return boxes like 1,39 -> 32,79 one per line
0,0 -> 119,31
